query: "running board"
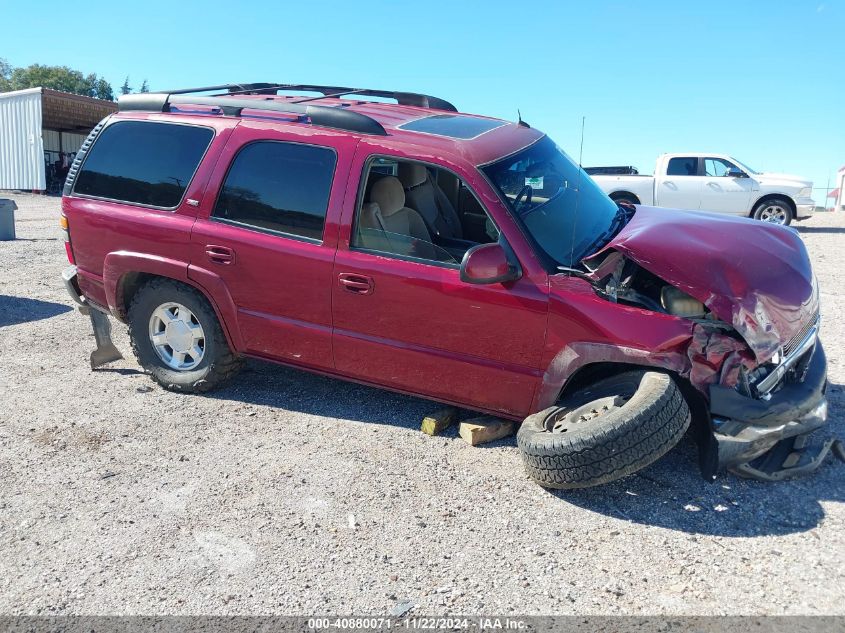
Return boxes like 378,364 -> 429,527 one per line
730,432 -> 844,482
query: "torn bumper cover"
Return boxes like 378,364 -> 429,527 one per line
62,265 -> 124,369
709,342 -> 828,471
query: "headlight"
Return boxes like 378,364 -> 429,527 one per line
798,187 -> 812,198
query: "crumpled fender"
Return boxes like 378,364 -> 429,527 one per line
587,206 -> 818,362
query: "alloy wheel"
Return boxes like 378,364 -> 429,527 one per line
148,302 -> 206,370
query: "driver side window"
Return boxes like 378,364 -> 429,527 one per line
352,157 -> 499,267
704,158 -> 736,177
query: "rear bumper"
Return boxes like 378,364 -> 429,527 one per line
708,342 -> 828,468
62,265 -> 87,308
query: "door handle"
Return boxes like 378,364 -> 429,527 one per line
205,244 -> 234,265
338,272 -> 374,295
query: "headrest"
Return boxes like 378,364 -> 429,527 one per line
369,176 -> 405,216
398,162 -> 427,189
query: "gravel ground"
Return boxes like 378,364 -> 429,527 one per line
0,192 -> 843,616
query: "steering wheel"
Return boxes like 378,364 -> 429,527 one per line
513,185 -> 533,214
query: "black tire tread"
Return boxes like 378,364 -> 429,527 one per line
517,372 -> 690,489
127,278 -> 243,393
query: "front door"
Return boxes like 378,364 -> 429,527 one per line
331,148 -> 548,418
188,122 -> 354,371
699,156 -> 755,214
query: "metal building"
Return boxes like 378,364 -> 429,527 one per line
0,87 -> 117,191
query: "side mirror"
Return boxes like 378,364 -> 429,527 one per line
726,167 -> 747,178
460,243 -> 521,284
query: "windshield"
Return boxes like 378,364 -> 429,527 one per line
731,157 -> 759,174
481,136 -> 619,266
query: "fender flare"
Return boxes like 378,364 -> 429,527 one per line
531,341 -> 689,411
749,193 -> 796,217
102,251 -> 245,352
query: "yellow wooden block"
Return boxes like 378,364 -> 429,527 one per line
421,406 -> 461,436
458,416 -> 517,446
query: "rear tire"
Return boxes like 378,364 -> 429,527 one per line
752,197 -> 793,226
128,278 -> 242,393
517,371 -> 690,489
611,193 -> 639,207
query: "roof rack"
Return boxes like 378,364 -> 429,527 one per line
221,83 -> 458,112
118,91 -> 389,136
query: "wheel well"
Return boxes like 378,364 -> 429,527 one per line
558,362 -> 644,399
117,273 -> 210,320
116,272 -> 158,319
609,191 -> 641,205
751,193 -> 796,218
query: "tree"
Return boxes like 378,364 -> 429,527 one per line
120,76 -> 132,95
0,62 -> 115,100
91,77 -> 114,101
140,79 -> 149,93
0,58 -> 11,92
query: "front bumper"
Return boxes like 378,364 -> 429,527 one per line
796,197 -> 816,219
708,342 -> 828,469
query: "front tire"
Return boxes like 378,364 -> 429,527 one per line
128,278 -> 242,393
752,197 -> 793,226
517,371 -> 691,489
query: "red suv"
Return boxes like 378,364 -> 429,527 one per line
60,83 -> 830,488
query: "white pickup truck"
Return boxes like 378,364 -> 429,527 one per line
589,153 -> 815,226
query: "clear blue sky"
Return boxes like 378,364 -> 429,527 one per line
4,0 -> 843,200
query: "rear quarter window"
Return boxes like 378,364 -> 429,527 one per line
73,120 -> 214,208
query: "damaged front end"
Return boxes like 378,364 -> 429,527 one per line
580,207 -> 838,481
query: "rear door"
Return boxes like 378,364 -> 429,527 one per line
655,156 -> 703,210
188,121 -> 355,370
330,145 -> 548,418
699,156 -> 755,214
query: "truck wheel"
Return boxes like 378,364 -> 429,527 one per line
127,278 -> 242,393
517,371 -> 690,489
611,193 -> 639,206
752,198 -> 793,226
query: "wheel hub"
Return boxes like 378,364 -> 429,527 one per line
148,302 -> 205,371
760,205 -> 788,224
164,320 -> 194,353
549,394 -> 630,433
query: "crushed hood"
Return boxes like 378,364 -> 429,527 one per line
588,206 -> 818,361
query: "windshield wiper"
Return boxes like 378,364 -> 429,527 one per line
576,204 -> 632,262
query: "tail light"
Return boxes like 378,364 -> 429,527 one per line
60,213 -> 75,264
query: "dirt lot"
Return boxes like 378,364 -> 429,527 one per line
0,193 -> 843,615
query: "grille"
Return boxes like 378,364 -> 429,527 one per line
783,310 -> 819,357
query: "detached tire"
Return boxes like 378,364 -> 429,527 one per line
517,371 -> 690,489
128,278 -> 242,393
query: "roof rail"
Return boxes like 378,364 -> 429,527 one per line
117,92 -> 388,136
146,83 -> 457,111
226,83 -> 458,112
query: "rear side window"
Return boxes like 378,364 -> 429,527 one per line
666,157 -> 698,176
73,121 -> 213,208
212,141 -> 336,241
